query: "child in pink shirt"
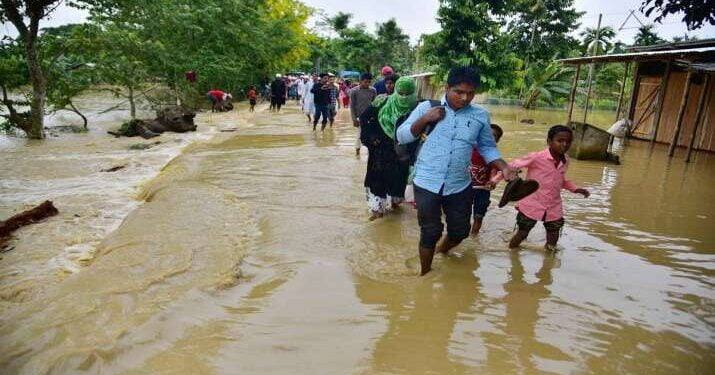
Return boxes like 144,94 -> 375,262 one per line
508,125 -> 590,251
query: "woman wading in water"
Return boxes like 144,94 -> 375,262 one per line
360,76 -> 415,220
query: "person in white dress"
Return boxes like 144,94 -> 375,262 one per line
301,75 -> 316,123
296,77 -> 306,104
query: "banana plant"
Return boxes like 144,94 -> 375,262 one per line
522,61 -> 571,109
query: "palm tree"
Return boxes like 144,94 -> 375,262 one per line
634,25 -> 664,46
579,26 -> 616,56
522,61 -> 571,109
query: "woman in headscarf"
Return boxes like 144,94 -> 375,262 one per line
360,76 -> 417,220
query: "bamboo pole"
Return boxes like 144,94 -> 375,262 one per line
651,60 -> 672,143
686,74 -> 711,162
566,64 -> 581,125
668,70 -> 694,156
582,14 -> 602,124
615,62 -> 631,120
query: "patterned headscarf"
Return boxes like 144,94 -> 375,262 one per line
375,77 -> 417,139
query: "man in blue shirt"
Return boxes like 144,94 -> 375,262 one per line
397,66 -> 516,275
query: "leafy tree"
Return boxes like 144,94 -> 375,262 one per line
634,25 -> 664,46
329,12 -> 352,32
421,0 -> 522,91
580,26 -> 616,55
374,19 -> 413,73
77,0 -> 312,107
640,0 -> 715,30
0,38 -> 31,133
315,13 -> 413,74
299,34 -> 339,74
610,40 -> 628,54
42,24 -> 98,129
594,62 -> 626,103
332,24 -> 379,72
99,28 -> 154,119
522,61 -> 571,108
508,0 -> 583,63
0,0 -> 65,138
1,24 -> 94,132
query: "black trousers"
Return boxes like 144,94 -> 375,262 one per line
414,184 -> 474,249
313,104 -> 331,125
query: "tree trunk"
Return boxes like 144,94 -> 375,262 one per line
24,15 -> 47,139
0,200 -> 58,238
68,100 -> 88,129
1,84 -> 33,134
1,0 -> 49,139
523,90 -> 539,109
128,86 -> 136,119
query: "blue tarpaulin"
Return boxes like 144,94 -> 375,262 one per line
339,70 -> 361,80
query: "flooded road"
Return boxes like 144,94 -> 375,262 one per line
1,102 -> 713,374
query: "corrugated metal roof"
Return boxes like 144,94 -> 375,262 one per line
626,38 -> 715,53
557,46 -> 715,65
689,62 -> 715,72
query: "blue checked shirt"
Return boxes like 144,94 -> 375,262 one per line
396,97 -> 501,195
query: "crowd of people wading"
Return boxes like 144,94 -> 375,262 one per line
207,64 -> 590,276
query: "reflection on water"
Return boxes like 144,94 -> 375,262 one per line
1,102 -> 713,373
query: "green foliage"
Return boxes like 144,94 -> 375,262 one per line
522,61 -> 571,108
421,0 -> 522,91
313,14 -> 414,74
579,26 -> 617,55
41,24 -> 99,127
332,24 -> 380,72
0,39 -> 28,90
594,62 -> 627,100
640,0 -> 715,30
507,0 -> 583,62
375,19 -> 413,73
634,25 -> 664,46
0,39 -> 31,132
328,12 -> 352,31
77,0 -> 312,100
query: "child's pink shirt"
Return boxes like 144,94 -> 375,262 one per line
508,148 -> 579,222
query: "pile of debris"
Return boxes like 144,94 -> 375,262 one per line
109,106 -> 197,139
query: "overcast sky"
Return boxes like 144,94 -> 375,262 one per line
2,0 -> 713,45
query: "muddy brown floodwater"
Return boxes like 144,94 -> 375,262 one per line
1,101 -> 714,374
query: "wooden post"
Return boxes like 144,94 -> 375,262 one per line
627,62 -> 641,123
615,62 -> 631,120
566,64 -> 581,125
686,74 -> 711,162
651,60 -> 672,143
668,70 -> 694,156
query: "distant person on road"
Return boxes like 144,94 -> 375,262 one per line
373,66 -> 394,95
247,85 -> 258,112
207,89 -> 232,112
396,66 -> 517,276
349,72 -> 377,156
327,75 -> 339,126
506,125 -> 590,251
339,79 -> 351,108
301,75 -> 316,123
311,74 -> 333,131
270,74 -> 287,112
296,76 -> 307,103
